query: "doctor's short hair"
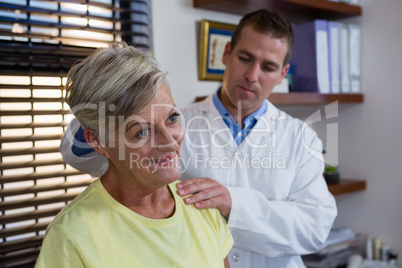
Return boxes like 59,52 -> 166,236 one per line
65,42 -> 167,143
230,9 -> 294,66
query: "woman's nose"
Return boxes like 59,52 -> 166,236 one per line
155,126 -> 182,152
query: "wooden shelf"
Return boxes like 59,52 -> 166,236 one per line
327,179 -> 366,196
193,0 -> 362,22
269,92 -> 364,105
195,93 -> 364,105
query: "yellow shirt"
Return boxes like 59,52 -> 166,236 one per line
35,179 -> 233,268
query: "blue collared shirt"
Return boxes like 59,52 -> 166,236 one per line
212,88 -> 267,145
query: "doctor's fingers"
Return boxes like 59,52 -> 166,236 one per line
177,177 -> 220,196
182,184 -> 224,205
192,190 -> 232,218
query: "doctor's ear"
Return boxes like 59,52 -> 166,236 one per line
221,42 -> 231,66
83,129 -> 109,158
276,64 -> 290,85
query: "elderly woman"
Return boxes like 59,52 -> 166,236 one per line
35,43 -> 233,267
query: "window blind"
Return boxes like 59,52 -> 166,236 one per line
0,0 -> 152,267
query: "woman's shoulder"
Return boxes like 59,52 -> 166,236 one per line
168,181 -> 226,230
47,180 -> 101,230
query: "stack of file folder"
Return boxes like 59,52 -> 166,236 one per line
290,20 -> 361,94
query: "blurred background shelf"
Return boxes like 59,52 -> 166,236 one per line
193,0 -> 362,22
269,93 -> 364,105
328,179 -> 366,196
195,93 -> 364,105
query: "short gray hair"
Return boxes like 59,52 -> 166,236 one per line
66,42 -> 167,143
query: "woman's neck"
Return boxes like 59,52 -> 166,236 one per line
100,169 -> 175,219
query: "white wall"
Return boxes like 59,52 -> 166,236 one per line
153,0 -> 402,263
152,0 -> 241,108
334,0 -> 402,262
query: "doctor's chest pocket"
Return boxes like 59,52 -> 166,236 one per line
248,169 -> 296,200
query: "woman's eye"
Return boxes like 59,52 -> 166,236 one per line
136,129 -> 149,138
168,112 -> 180,122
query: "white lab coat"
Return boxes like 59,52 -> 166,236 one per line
179,96 -> 337,267
60,118 -> 108,178
60,95 -> 337,267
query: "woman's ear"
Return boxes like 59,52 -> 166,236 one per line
84,129 -> 109,158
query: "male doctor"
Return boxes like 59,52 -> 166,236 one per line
60,9 -> 337,268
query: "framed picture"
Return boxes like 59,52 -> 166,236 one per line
198,20 -> 236,81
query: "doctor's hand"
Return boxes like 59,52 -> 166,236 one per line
176,177 -> 232,218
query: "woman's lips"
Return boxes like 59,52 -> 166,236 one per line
150,154 -> 174,166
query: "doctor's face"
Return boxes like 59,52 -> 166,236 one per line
221,25 -> 290,116
104,83 -> 184,191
